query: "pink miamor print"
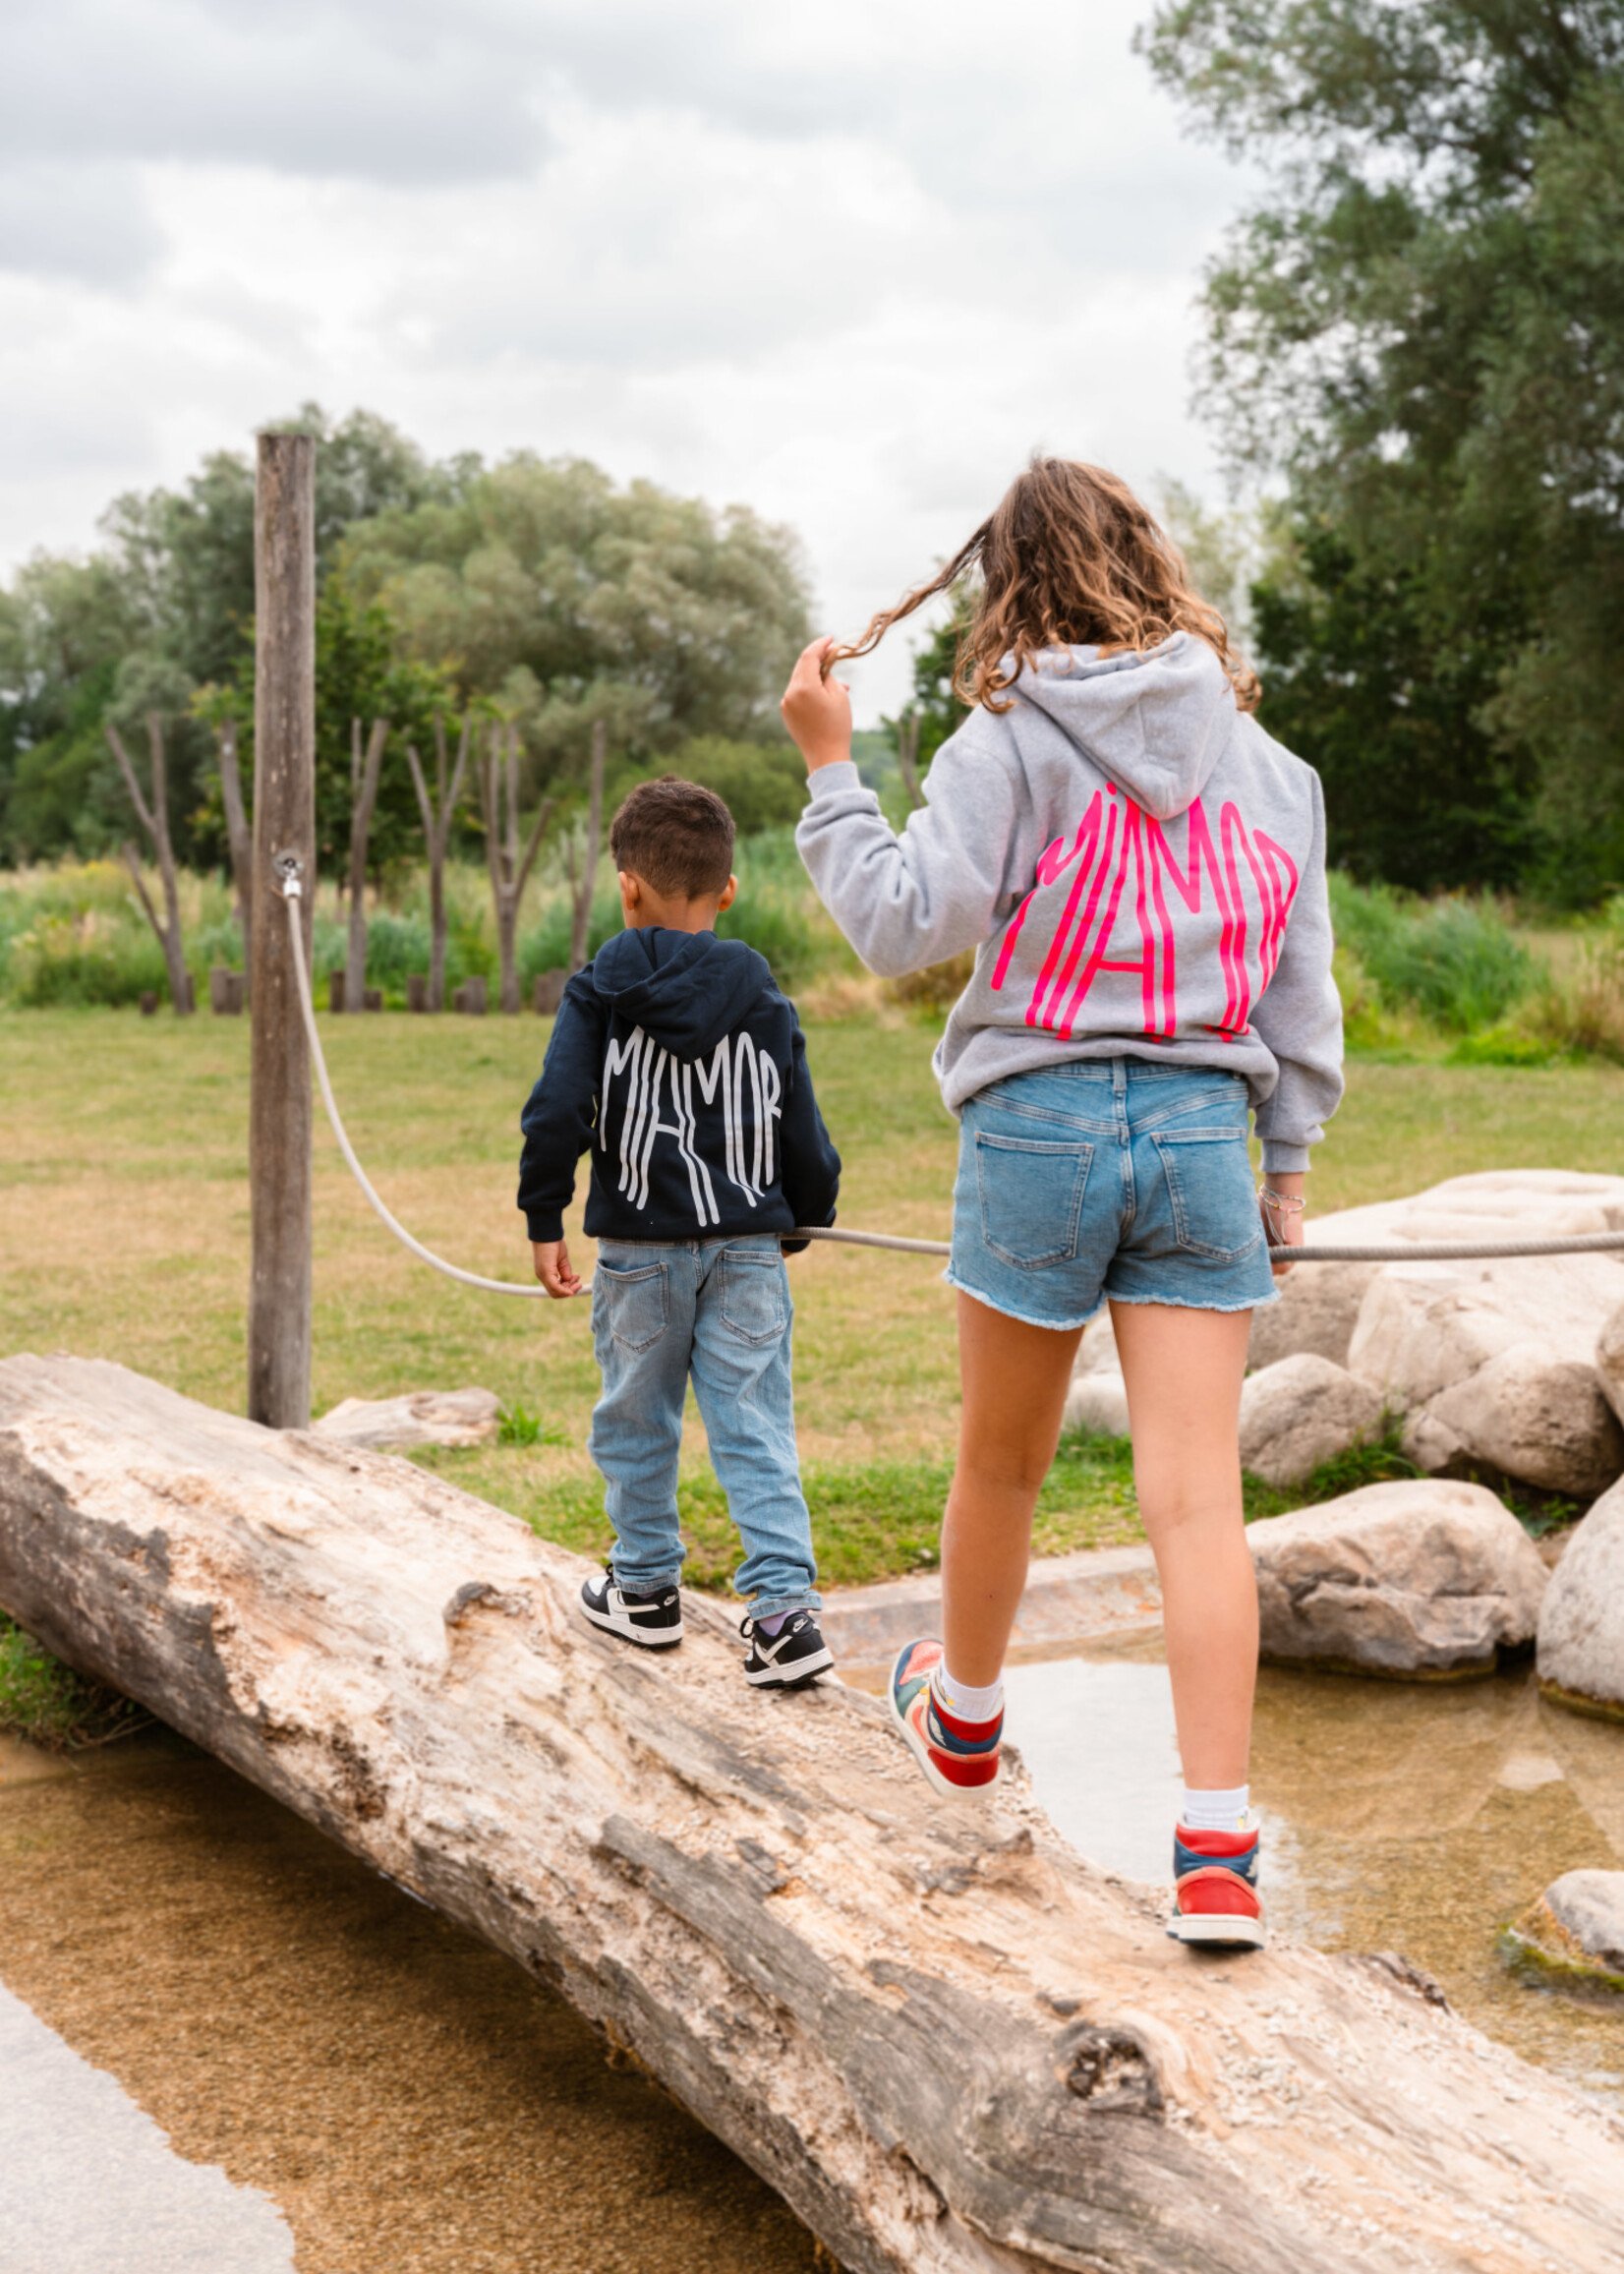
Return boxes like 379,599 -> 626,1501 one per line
990,785 -> 1301,1043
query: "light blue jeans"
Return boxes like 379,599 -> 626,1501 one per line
588,1233 -> 818,1619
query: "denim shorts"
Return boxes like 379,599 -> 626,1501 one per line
946,1059 -> 1279,1332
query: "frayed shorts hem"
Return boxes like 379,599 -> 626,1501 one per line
944,1271 -> 1105,1335
1106,1285 -> 1279,1315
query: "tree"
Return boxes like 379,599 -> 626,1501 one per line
342,718 -> 390,1011
105,717 -> 192,1014
1141,1 -> 1624,896
404,717 -> 473,1012
661,735 -> 807,836
565,720 -> 608,973
882,584 -> 978,801
476,722 -> 552,1014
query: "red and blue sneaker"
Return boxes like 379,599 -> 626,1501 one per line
1168,1821 -> 1265,1949
889,1640 -> 1003,1797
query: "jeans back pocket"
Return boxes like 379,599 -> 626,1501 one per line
1150,1129 -> 1261,1261
973,1131 -> 1092,1269
596,1258 -> 669,1352
719,1249 -> 788,1346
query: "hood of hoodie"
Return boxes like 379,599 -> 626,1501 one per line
1012,631 -> 1238,822
588,925 -> 773,1059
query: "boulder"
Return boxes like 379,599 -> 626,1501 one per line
1238,1354 -> 1384,1488
1537,1474 -> 1624,1717
1248,1169 -> 1624,1374
1247,1478 -> 1548,1677
1598,1296 -> 1624,1428
1349,1254 -> 1624,1495
1073,1312 -> 1119,1376
1509,1871 -> 1624,1993
312,1387 -> 501,1452
1063,1369 -> 1130,1439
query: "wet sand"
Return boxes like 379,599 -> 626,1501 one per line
0,1733 -> 820,2274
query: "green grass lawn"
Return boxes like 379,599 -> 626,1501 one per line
3,1005 -> 1623,1640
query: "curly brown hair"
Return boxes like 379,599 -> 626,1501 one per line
829,454 -> 1260,715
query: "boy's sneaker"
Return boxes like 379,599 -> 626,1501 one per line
1168,1821 -> 1266,1949
889,1639 -> 1002,1796
580,1563 -> 683,1649
741,1609 -> 834,1689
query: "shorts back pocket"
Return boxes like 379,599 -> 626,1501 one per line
973,1132 -> 1092,1270
1150,1129 -> 1261,1262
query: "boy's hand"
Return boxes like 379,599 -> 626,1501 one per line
532,1239 -> 587,1299
781,636 -> 853,773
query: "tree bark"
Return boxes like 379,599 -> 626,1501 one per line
215,719 -> 254,976
106,716 -> 193,1015
567,718 -> 608,972
344,718 -> 389,1013
477,722 -> 551,1015
405,717 -> 470,1012
248,430 -> 316,1432
4,1353 -> 1623,2274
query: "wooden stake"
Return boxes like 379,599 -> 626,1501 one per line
248,431 -> 316,1430
477,720 -> 551,1014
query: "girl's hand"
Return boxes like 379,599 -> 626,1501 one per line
1259,1177 -> 1305,1276
532,1239 -> 587,1298
781,637 -> 854,773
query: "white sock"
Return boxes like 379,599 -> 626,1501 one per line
1181,1785 -> 1251,1835
930,1662 -> 1004,1724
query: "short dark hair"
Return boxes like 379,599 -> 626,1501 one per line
609,776 -> 736,899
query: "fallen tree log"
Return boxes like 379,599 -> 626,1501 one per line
2,1355 -> 1622,2274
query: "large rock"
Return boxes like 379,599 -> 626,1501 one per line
1239,1355 -> 1384,1487
312,1387 -> 501,1451
1062,1369 -> 1130,1438
1598,1296 -> 1624,1427
1248,1170 -> 1624,1375
1509,1871 -> 1624,1993
1537,1474 -> 1624,1716
1349,1255 -> 1624,1494
1248,1479 -> 1548,1677
1073,1312 -> 1119,1376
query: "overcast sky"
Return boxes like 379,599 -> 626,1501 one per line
1,0 -> 1252,720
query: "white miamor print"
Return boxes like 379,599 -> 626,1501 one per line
600,1024 -> 783,1227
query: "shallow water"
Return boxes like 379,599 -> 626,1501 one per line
1004,1640 -> 1624,2095
0,1732 -> 818,2274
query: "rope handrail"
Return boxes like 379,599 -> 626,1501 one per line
277,876 -> 1624,1292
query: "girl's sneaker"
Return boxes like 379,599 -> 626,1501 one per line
1168,1821 -> 1265,1949
889,1639 -> 1003,1796
580,1563 -> 684,1648
740,1609 -> 834,1689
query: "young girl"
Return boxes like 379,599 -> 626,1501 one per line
781,456 -> 1343,1949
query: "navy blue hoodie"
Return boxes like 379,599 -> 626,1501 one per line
517,927 -> 841,1250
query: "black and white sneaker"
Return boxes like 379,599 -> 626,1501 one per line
741,1609 -> 834,1689
580,1563 -> 684,1649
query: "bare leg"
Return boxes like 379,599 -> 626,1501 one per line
940,1294 -> 1083,1687
1110,1301 -> 1255,1790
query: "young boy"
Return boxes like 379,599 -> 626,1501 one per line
517,776 -> 842,1688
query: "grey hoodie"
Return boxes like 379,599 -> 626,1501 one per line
795,634 -> 1343,1173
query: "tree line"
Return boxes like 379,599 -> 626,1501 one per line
0,406 -> 813,905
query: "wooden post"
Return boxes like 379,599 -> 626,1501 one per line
248,432 -> 316,1431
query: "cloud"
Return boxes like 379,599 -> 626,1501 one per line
0,0 -> 1256,719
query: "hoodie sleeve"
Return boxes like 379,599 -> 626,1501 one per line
777,1012 -> 841,1254
516,978 -> 604,1243
1250,769 -> 1345,1176
794,717 -> 1025,977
